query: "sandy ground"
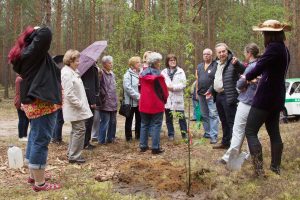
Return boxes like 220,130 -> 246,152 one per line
0,110 -> 129,139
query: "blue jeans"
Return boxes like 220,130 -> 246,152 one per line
98,111 -> 116,144
199,95 -> 219,139
165,109 -> 187,138
140,112 -> 163,150
91,109 -> 101,139
52,109 -> 64,141
25,111 -> 57,169
17,109 -> 29,138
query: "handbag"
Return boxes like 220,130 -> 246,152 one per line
119,72 -> 133,118
119,101 -> 131,118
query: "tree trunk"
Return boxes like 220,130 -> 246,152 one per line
65,1 -> 72,50
135,0 -> 143,54
108,1 -> 114,37
20,4 -> 23,33
90,0 -> 96,43
178,0 -> 186,23
55,0 -> 62,55
80,0 -> 87,50
164,0 -> 169,21
144,0 -> 150,17
73,1 -> 79,49
205,0 -> 211,48
96,3 -> 102,40
135,0 -> 143,11
45,0 -> 51,27
151,0 -> 156,16
4,0 -> 10,98
34,0 -> 42,25
291,0 -> 300,77
0,4 -> 3,86
10,3 -> 21,87
285,0 -> 300,78
194,0 -> 204,67
103,2 -> 108,39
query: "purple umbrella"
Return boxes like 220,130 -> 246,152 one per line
77,41 -> 107,76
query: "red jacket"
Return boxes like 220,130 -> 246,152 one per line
139,75 -> 169,114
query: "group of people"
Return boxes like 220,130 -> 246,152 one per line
9,19 -> 290,192
195,20 -> 290,179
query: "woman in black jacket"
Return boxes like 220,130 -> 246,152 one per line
244,20 -> 291,177
9,26 -> 62,191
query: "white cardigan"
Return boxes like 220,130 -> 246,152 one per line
161,67 -> 186,111
61,66 -> 93,122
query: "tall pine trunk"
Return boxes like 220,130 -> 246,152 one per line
3,0 -> 10,98
73,1 -> 79,49
45,0 -> 51,27
34,0 -> 42,25
90,0 -> 96,44
55,0 -> 62,55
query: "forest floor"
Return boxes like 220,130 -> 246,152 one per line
0,98 -> 300,200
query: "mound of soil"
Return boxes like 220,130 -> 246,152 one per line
117,159 -> 185,192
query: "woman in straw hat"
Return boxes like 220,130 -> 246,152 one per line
242,20 -> 291,177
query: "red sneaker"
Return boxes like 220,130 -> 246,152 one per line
32,182 -> 61,192
27,173 -> 52,184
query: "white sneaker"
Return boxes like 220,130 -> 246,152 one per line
19,137 -> 28,142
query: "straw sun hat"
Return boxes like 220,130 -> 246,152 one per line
252,19 -> 291,32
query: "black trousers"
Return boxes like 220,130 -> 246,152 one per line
245,107 -> 282,147
125,106 -> 141,141
84,109 -> 94,147
53,108 -> 64,141
17,109 -> 29,138
215,93 -> 237,146
165,109 -> 187,138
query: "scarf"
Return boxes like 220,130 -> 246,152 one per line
167,67 -> 177,81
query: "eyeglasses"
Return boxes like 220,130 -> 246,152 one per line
203,53 -> 212,56
169,59 -> 176,62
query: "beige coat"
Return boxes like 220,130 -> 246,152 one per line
61,66 -> 93,122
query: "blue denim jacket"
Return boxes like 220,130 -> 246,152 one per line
236,61 -> 257,105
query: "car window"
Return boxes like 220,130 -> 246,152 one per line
285,82 -> 290,90
295,85 -> 300,93
290,82 -> 300,94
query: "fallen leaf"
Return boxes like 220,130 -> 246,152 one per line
19,168 -> 26,174
46,166 -> 58,171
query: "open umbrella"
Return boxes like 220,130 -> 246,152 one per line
52,55 -> 64,69
52,55 -> 64,64
77,41 -> 107,76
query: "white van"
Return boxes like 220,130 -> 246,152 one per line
283,78 -> 300,117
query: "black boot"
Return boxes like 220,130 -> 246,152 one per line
270,143 -> 283,175
152,148 -> 164,154
249,144 -> 265,177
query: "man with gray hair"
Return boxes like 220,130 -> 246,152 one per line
212,43 -> 245,149
196,48 -> 219,144
98,55 -> 118,144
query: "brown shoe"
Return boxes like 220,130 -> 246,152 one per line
212,143 -> 230,149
